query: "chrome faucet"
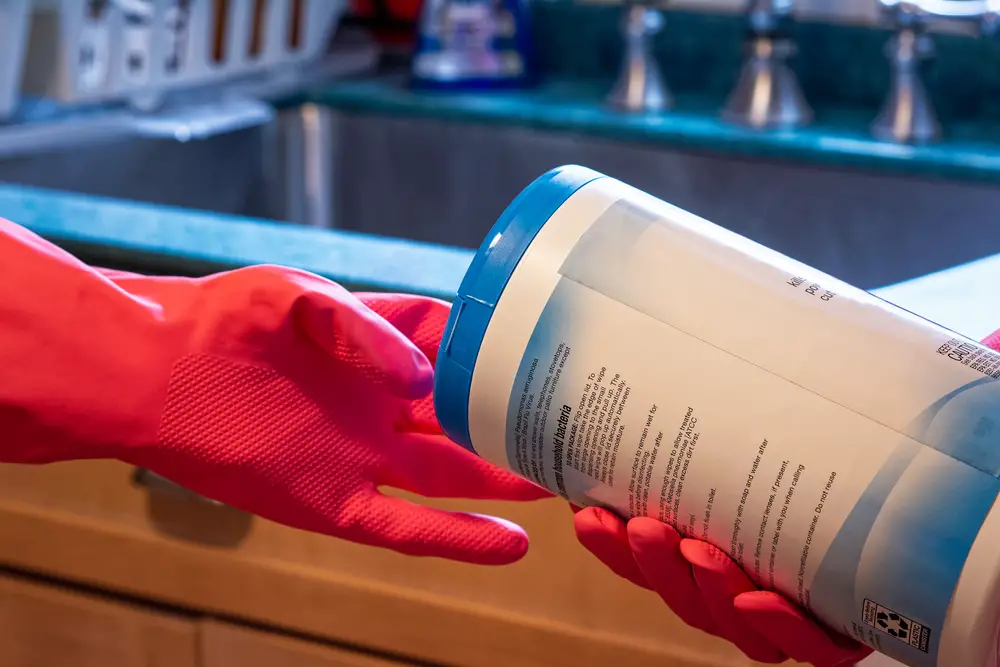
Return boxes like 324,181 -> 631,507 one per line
721,0 -> 812,129
607,1 -> 672,113
872,0 -> 1000,144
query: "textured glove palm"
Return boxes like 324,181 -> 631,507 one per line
1,219 -> 547,564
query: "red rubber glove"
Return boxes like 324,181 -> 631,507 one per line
0,218 -> 548,564
574,509 -> 869,666
574,330 -> 1000,666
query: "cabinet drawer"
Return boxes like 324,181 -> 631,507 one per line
0,573 -> 197,667
200,620 -> 414,667
0,460 -> 756,667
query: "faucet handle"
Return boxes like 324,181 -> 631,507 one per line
607,2 -> 671,113
720,0 -> 811,129
872,0 -> 999,143
871,25 -> 940,143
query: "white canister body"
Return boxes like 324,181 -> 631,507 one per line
433,166 -> 1000,667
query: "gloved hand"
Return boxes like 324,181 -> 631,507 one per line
1,218 -> 548,564
573,329 -> 1000,667
574,509 -> 869,666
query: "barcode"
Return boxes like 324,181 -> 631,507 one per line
937,338 -> 1000,379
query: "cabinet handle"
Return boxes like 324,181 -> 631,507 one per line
132,468 -> 254,547
132,467 -> 225,506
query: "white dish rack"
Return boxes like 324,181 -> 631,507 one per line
1,0 -> 348,119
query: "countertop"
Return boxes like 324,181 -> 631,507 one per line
310,75 -> 1000,186
0,182 -> 472,301
1,180 -> 993,340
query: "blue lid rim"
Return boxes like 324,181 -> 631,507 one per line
433,165 -> 604,452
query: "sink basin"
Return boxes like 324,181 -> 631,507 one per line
3,103 -> 1000,291
326,110 -> 1000,290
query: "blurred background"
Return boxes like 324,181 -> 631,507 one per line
3,0 -> 1000,289
0,1 -> 996,666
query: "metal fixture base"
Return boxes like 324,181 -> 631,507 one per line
606,4 -> 672,114
721,37 -> 812,130
871,28 -> 941,144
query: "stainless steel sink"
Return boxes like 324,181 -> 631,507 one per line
323,110 -> 1000,290
3,103 -> 1000,290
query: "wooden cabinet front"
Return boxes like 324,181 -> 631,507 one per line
0,574 -> 197,667
199,620 -> 415,667
0,459 -> 759,667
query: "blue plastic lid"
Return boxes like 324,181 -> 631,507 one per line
434,165 -> 604,453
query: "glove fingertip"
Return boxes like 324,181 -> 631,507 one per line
405,362 -> 436,400
735,592 -> 872,667
627,517 -> 681,550
295,288 -> 435,399
376,344 -> 435,400
679,538 -> 730,573
983,328 -> 1000,352
624,520 -> 720,636
591,506 -> 626,529
355,292 -> 451,363
474,512 -> 525,531
733,591 -> 796,629
573,508 -> 650,589
372,361 -> 434,401
458,513 -> 531,565
363,493 -> 532,565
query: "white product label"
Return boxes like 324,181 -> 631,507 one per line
467,179 -> 1000,667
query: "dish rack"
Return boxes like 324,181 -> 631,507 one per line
1,0 -> 347,119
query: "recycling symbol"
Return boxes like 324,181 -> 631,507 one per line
876,610 -> 909,640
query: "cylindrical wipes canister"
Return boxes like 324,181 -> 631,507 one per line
433,166 -> 1000,667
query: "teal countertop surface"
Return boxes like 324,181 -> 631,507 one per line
0,184 -> 473,301
310,75 -> 1000,185
1,181 -> 995,341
